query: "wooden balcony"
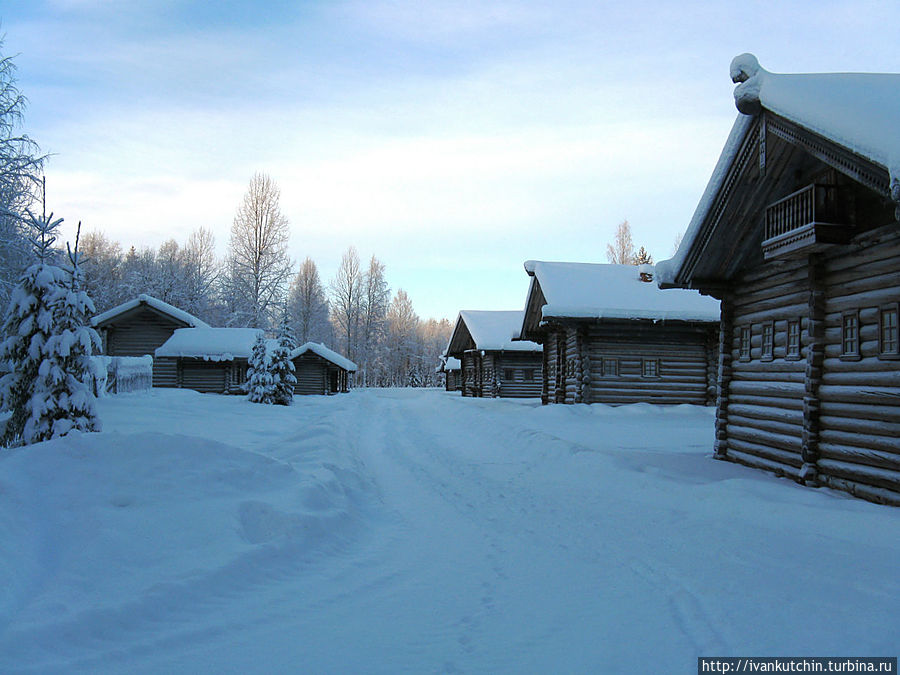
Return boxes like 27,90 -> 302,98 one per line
762,184 -> 852,260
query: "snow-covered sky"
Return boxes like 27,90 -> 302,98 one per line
3,1 -> 900,320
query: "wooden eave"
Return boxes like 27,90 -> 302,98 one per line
446,318 -> 476,357
519,277 -> 547,343
673,111 -> 892,292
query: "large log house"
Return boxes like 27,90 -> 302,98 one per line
657,54 -> 900,504
446,310 -> 543,398
520,262 -> 720,405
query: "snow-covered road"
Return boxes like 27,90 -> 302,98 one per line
1,388 -> 897,673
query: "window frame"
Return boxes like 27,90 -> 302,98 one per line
785,318 -> 801,360
878,303 -> 900,359
641,358 -> 660,378
760,321 -> 775,361
739,325 -> 751,362
601,357 -> 619,378
840,309 -> 861,360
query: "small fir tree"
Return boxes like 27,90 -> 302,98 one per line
247,332 -> 274,404
26,222 -> 101,441
270,313 -> 296,406
633,246 -> 653,265
0,212 -> 101,446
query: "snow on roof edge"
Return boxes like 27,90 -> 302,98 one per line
92,294 -> 210,329
291,342 -> 357,371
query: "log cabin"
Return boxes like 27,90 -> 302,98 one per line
290,342 -> 356,395
656,54 -> 900,504
154,327 -> 262,394
520,261 -> 720,405
91,294 -> 209,387
446,310 -> 542,398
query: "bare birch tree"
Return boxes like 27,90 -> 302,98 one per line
606,220 -> 635,265
288,257 -> 331,345
181,227 -> 219,320
227,172 -> 293,328
0,40 -> 46,309
359,255 -> 390,385
329,246 -> 362,360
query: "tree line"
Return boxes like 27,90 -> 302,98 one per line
53,173 -> 452,388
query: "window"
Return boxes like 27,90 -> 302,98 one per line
739,326 -> 751,361
786,319 -> 801,359
841,311 -> 860,359
523,369 -> 534,381
880,304 -> 899,357
641,358 -> 659,378
503,369 -> 514,381
602,358 -> 618,377
761,322 -> 774,361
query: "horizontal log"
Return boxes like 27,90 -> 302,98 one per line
728,425 -> 801,453
738,264 -> 807,292
824,264 -> 900,294
819,400 -> 900,423
729,380 -> 805,398
825,286 -> 900,314
818,384 -> 900,405
727,414 -> 803,438
732,302 -> 810,326
825,234 -> 900,276
816,474 -> 900,506
819,415 -> 900,438
817,458 -> 900,492
819,442 -> 900,471
727,403 -> 804,426
821,370 -> 900,386
822,357 -> 900,374
729,393 -> 804,411
726,442 -> 803,472
731,369 -> 805,383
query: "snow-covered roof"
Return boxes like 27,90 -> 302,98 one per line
447,310 -> 542,355
435,356 -> 462,373
92,294 -> 210,329
657,54 -> 900,286
525,261 -> 719,324
291,342 -> 357,372
155,328 -> 263,361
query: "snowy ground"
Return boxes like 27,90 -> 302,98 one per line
1,388 -> 897,673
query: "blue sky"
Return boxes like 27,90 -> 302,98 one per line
3,0 -> 900,320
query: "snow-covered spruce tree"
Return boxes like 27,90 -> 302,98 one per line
270,313 -> 296,406
26,222 -> 101,442
0,213 -> 100,445
247,332 -> 274,404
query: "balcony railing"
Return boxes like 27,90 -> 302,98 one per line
762,183 -> 850,259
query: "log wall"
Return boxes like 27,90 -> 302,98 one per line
717,228 -> 900,504
541,321 -> 716,406
724,262 -> 808,478
100,306 -> 186,387
816,231 -> 900,499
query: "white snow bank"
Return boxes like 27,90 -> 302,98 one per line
91,294 -> 209,329
291,342 -> 357,371
155,327 -> 263,361
525,261 -> 720,322
0,390 -> 374,672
